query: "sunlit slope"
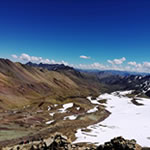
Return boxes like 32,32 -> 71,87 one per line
0,59 -> 105,109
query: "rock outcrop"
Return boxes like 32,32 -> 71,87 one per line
27,134 -> 72,150
6,135 -> 147,150
49,134 -> 71,150
97,136 -> 141,150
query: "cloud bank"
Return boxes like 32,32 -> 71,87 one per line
11,53 -> 69,66
11,54 -> 150,73
11,54 -> 18,59
107,57 -> 126,65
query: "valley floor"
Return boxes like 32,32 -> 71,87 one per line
0,91 -> 150,149
0,96 -> 109,148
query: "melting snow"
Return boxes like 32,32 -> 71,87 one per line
58,103 -> 73,113
64,115 -> 78,120
87,96 -> 100,105
74,91 -> 150,147
49,112 -> 55,116
139,76 -> 142,79
115,90 -> 133,96
87,106 -> 98,113
46,120 -> 54,125
76,107 -> 80,110
48,106 -> 51,111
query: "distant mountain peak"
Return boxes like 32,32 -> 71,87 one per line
26,61 -> 74,71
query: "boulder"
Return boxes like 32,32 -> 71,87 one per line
48,134 -> 71,150
97,136 -> 142,150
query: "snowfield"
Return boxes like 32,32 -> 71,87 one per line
74,91 -> 150,147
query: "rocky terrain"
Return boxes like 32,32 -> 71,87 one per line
0,58 -> 150,149
2,134 -> 149,150
0,58 -> 109,147
88,70 -> 150,97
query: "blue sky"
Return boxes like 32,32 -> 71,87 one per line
1,0 -> 150,72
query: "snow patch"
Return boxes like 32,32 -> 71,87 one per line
115,90 -> 133,96
46,120 -> 54,125
76,107 -> 80,110
87,96 -> 100,105
87,106 -> 98,113
64,115 -> 78,120
48,106 -> 51,111
49,112 -> 55,116
74,91 -> 150,147
58,103 -> 73,113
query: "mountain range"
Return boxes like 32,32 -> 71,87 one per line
1,59 -> 150,110
0,59 -> 104,109
1,58 -> 150,148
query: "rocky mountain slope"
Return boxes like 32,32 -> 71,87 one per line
1,58 -> 150,148
0,58 -> 110,147
90,71 -> 150,97
25,61 -> 150,98
0,58 -> 108,110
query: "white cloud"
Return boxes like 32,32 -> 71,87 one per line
20,53 -> 31,61
128,61 -> 142,69
61,60 -> 69,66
80,55 -> 91,59
143,62 -> 150,68
91,62 -> 105,69
108,57 -> 126,65
128,61 -> 137,66
11,54 -> 18,59
11,53 -> 69,66
75,62 -> 133,72
31,56 -> 39,62
11,53 -> 150,73
127,61 -> 150,73
76,62 -> 106,70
